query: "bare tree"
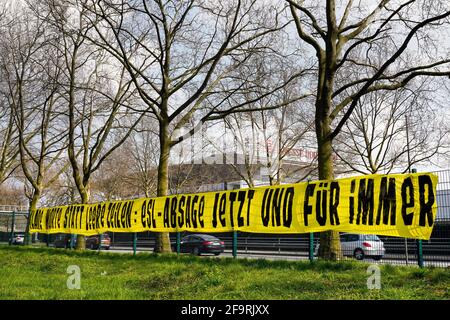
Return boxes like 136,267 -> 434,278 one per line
0,1 -> 61,210
0,183 -> 28,207
287,0 -> 450,259
0,1 -> 70,244
90,146 -> 143,201
31,0 -> 146,249
126,116 -> 160,198
41,169 -> 79,206
90,116 -> 160,200
0,88 -> 20,186
84,0 -> 305,252
0,3 -> 21,186
335,83 -> 450,174
217,65 -> 316,187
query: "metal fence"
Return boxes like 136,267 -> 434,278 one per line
96,230 -> 449,268
2,169 -> 450,268
0,209 -> 29,244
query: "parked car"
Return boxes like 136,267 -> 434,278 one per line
315,233 -> 386,260
53,234 -> 72,248
175,234 -> 225,256
10,233 -> 24,245
53,233 -> 110,250
86,234 -> 111,250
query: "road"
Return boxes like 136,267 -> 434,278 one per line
105,246 -> 450,268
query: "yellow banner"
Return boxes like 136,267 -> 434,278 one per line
28,173 -> 438,239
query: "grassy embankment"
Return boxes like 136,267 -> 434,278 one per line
0,245 -> 449,299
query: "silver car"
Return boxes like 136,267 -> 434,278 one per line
315,233 -> 386,260
340,234 -> 385,260
11,234 -> 25,245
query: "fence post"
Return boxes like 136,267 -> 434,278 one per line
417,240 -> 424,268
70,234 -> 75,249
245,237 -> 248,254
405,239 -> 409,265
176,232 -> 181,254
9,211 -> 15,245
232,231 -> 238,258
98,233 -> 102,252
24,212 -> 31,245
309,233 -> 314,262
133,233 -> 137,256
411,168 -> 424,268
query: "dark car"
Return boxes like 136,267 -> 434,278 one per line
176,234 -> 225,256
53,233 -> 110,250
53,234 -> 72,248
85,234 -> 111,250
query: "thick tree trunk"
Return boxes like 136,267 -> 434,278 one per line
25,189 -> 41,245
154,123 -> 172,253
75,187 -> 90,250
316,114 -> 342,260
314,15 -> 343,259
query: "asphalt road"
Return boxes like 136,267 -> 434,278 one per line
105,246 -> 450,268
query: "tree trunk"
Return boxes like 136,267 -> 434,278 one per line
25,189 -> 41,245
75,186 -> 90,250
154,123 -> 172,253
316,114 -> 342,260
314,16 -> 343,259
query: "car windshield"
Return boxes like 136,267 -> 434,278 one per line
199,235 -> 219,241
363,235 -> 380,241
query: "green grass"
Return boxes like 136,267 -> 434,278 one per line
0,246 -> 449,299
